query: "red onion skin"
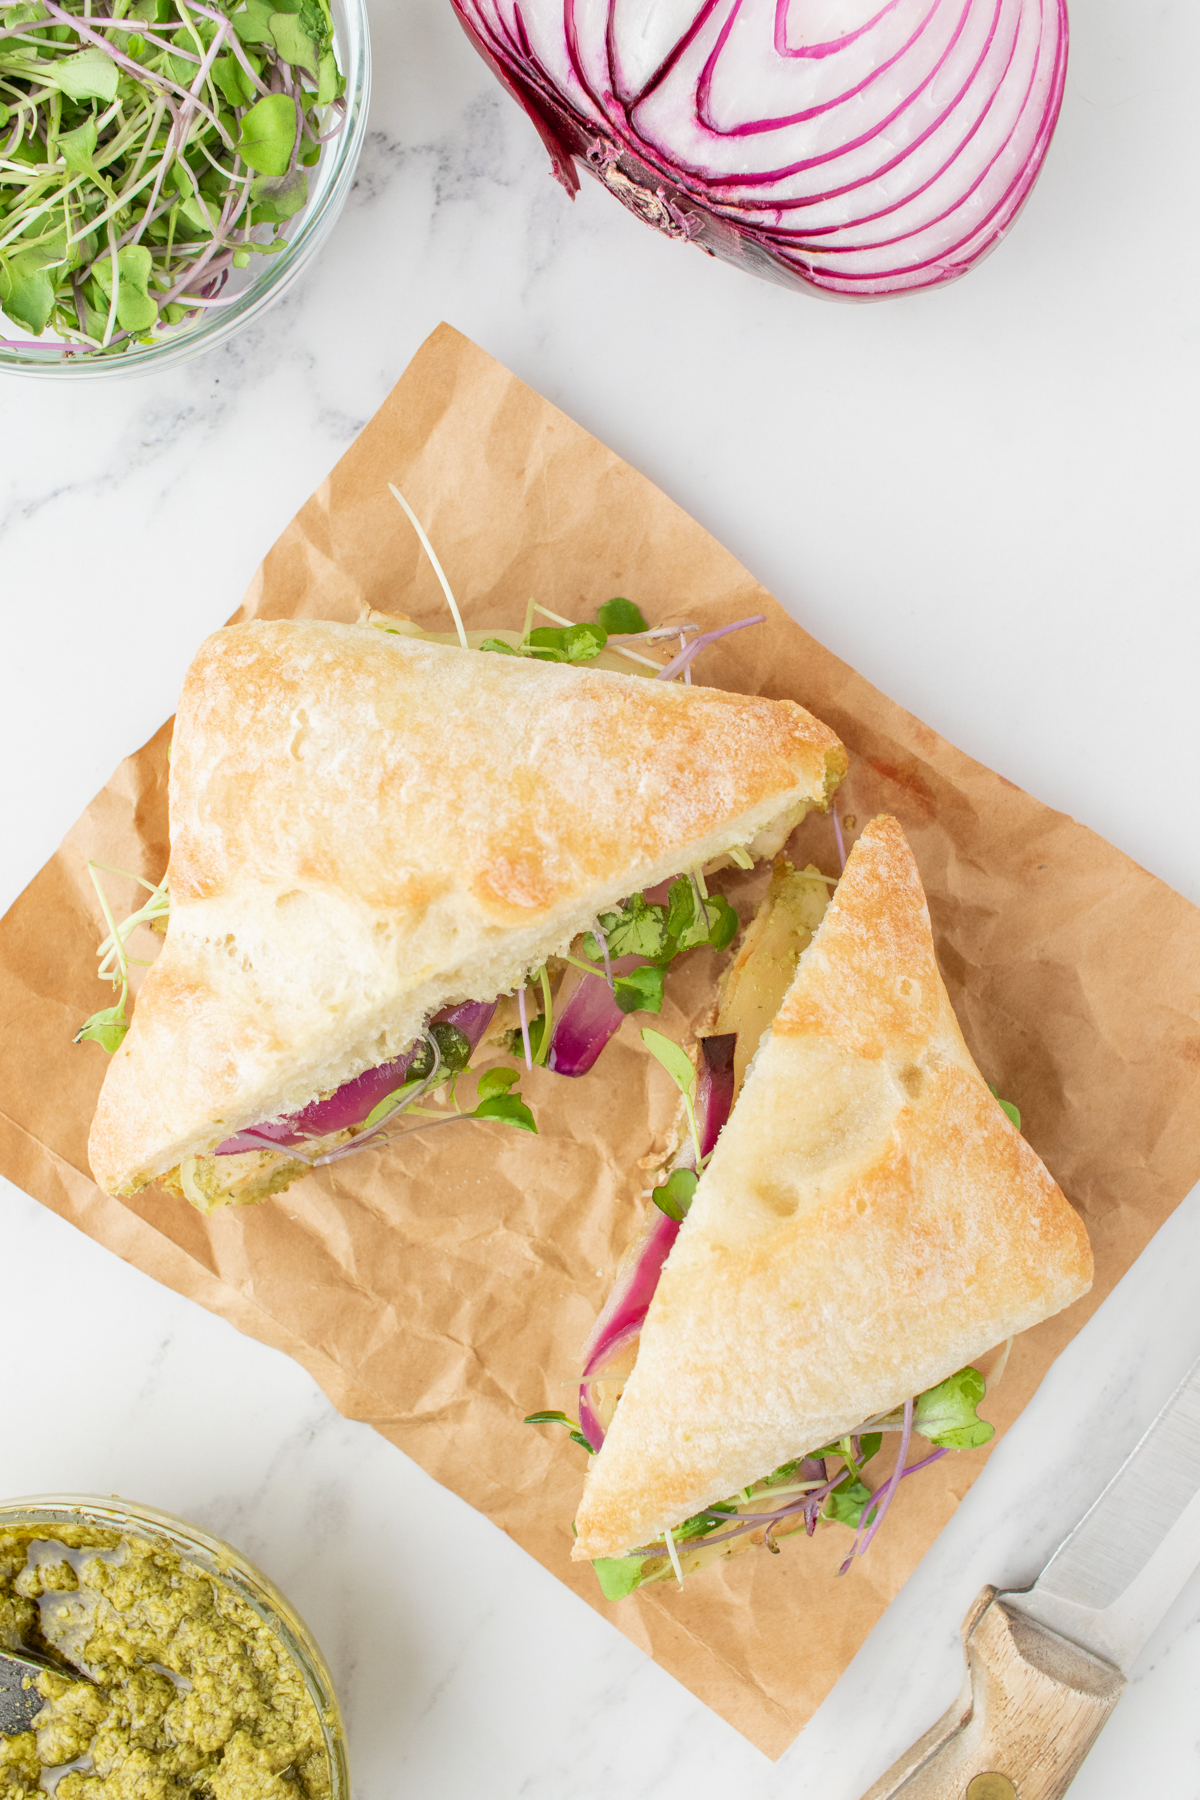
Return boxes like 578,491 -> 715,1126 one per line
449,1 -> 1068,301
214,999 -> 497,1154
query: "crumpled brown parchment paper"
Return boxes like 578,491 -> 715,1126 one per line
4,324 -> 1200,1759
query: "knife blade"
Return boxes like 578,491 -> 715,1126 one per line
863,1347 -> 1200,1800
1001,1347 -> 1200,1673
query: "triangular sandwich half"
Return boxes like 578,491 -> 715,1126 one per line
572,814 -> 1092,1566
88,617 -> 846,1204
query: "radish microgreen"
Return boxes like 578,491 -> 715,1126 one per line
75,861 -> 169,1051
0,0 -> 346,358
641,1027 -> 703,1170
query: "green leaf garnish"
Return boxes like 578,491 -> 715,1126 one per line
250,168 -> 309,224
525,1410 -> 590,1450
0,251 -> 57,338
914,1366 -> 995,1450
471,1093 -> 537,1134
675,891 -> 738,954
93,246 -> 159,336
988,1084 -> 1021,1130
74,998 -> 129,1053
613,963 -> 665,1015
642,1027 -> 703,1169
237,91 -> 298,174
664,876 -> 696,942
824,1475 -> 874,1529
596,598 -> 648,635
640,1029 -> 696,1097
476,1066 -> 519,1100
479,636 -> 519,655
652,1167 -> 698,1221
592,1556 -> 646,1601
54,46 -> 120,102
589,895 -> 667,961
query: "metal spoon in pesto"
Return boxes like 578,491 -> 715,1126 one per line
0,1644 -> 78,1733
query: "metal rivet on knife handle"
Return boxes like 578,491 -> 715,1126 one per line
858,1587 -> 1123,1800
966,1776 -> 1019,1800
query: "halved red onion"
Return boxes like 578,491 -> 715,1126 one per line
450,1 -> 1068,301
215,999 -> 498,1154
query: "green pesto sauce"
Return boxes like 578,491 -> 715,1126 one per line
0,1527 -> 332,1799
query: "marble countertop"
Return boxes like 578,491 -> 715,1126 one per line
2,3 -> 1198,1795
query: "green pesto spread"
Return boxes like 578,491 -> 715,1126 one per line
0,1526 -> 332,1799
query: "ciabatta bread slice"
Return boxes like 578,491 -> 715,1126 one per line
573,815 -> 1092,1561
89,618 -> 846,1197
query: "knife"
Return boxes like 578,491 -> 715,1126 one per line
862,1346 -> 1200,1800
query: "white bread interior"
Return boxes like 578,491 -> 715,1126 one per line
572,815 -> 1093,1561
89,619 -> 847,1196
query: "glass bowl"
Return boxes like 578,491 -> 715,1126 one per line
0,0 -> 369,380
0,1493 -> 350,1796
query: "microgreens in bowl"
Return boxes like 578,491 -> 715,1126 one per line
0,0 -> 350,360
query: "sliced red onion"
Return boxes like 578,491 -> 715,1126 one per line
215,1000 -> 497,1154
581,1206 -> 681,1383
655,616 -> 765,682
580,1032 -> 737,1393
695,1033 -> 737,1160
546,954 -> 641,1077
450,2 -> 1067,302
578,1385 -> 606,1454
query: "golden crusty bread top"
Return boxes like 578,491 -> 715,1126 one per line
89,618 -> 847,1196
572,815 -> 1093,1561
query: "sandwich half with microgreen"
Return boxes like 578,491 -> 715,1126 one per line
82,499 -> 847,1212
529,815 -> 1093,1596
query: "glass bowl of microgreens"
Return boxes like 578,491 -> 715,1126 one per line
0,0 -> 368,376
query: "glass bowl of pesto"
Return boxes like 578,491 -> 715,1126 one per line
0,1494 -> 349,1798
0,0 -> 369,379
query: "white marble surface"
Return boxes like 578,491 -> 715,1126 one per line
2,2 -> 1199,1795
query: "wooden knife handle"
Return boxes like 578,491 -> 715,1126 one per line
861,1587 -> 1126,1800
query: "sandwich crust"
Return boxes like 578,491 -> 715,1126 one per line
573,815 -> 1093,1561
89,619 -> 846,1196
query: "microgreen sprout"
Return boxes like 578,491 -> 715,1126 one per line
651,1166 -> 697,1221
524,1410 -> 595,1454
75,861 -> 169,1051
387,484 -> 469,650
0,0 -> 346,358
517,983 -> 533,1071
534,965 -> 553,1067
655,615 -> 765,683
640,1028 -> 703,1170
